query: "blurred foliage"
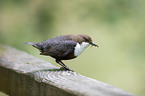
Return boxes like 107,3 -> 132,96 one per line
0,0 -> 145,96
0,91 -> 8,96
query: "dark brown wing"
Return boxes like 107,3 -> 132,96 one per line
40,40 -> 77,60
35,35 -> 73,52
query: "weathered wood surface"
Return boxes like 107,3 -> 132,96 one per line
0,45 -> 134,96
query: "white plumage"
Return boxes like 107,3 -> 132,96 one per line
74,42 -> 90,56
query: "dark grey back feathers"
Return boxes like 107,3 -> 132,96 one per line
25,35 -> 77,59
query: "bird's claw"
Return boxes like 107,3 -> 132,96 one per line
59,67 -> 74,72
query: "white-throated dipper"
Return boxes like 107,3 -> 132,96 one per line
25,34 -> 98,71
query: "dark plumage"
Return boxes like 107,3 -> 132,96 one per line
25,34 -> 98,71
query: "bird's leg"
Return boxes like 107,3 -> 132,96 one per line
55,60 -> 72,71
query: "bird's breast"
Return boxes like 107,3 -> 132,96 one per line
74,42 -> 90,56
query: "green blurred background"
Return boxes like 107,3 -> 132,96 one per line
0,0 -> 145,96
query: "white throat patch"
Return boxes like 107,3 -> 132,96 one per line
74,42 -> 90,56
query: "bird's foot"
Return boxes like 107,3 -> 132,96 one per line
59,67 -> 74,72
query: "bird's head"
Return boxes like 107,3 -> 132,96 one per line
76,34 -> 98,47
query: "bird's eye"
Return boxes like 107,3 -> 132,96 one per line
83,37 -> 88,41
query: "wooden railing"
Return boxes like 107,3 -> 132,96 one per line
0,45 -> 134,96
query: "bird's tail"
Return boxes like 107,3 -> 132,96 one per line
24,42 -> 42,51
24,42 -> 36,45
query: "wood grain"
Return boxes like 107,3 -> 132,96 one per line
0,45 -> 135,96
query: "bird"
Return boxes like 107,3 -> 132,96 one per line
24,34 -> 98,71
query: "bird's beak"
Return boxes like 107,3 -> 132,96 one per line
90,42 -> 99,47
